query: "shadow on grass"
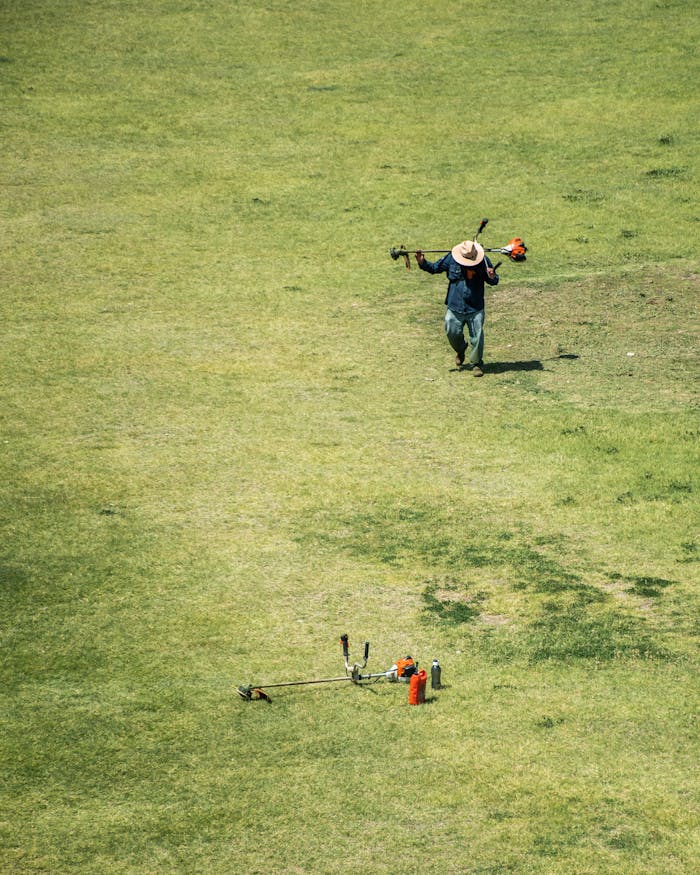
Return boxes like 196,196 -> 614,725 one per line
477,354 -> 578,375
486,359 -> 544,374
451,359 -> 546,374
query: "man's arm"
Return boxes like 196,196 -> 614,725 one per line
484,257 -> 499,285
415,251 -> 449,274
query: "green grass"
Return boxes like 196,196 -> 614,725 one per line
1,0 -> 699,872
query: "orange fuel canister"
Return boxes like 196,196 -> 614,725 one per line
408,669 -> 427,705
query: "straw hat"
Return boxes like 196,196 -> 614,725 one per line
451,240 -> 484,266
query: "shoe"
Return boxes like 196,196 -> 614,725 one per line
455,351 -> 465,367
472,362 -> 484,377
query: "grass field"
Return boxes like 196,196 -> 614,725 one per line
1,1 -> 699,872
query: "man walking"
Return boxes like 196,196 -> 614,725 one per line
416,240 -> 499,376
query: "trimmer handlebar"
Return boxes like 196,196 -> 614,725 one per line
340,633 -> 370,676
474,218 -> 488,240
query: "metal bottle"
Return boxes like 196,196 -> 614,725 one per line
431,659 -> 442,689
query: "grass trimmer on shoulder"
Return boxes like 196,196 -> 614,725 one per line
390,217 -> 528,270
236,634 -> 428,703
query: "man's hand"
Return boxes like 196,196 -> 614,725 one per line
486,266 -> 495,280
415,250 -> 425,266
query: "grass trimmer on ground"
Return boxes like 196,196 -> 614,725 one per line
390,217 -> 527,270
236,635 -> 430,703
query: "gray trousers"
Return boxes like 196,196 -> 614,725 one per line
445,307 -> 485,365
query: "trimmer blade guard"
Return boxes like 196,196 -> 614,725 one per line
237,685 -> 272,703
389,247 -> 411,270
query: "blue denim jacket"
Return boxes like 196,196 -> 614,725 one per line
419,252 -> 498,313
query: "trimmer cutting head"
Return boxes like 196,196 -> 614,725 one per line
237,686 -> 272,703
